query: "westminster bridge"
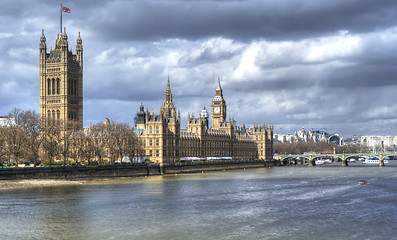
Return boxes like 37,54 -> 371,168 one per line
280,153 -> 397,167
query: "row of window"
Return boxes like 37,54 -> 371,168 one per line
46,100 -> 61,104
48,68 -> 60,72
69,111 -> 78,120
47,110 -> 61,119
148,149 -> 160,157
148,139 -> 160,147
47,78 -> 60,95
46,78 -> 78,96
46,110 -> 78,120
148,126 -> 160,134
68,79 -> 78,96
256,135 -> 269,141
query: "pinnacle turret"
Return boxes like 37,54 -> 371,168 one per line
163,76 -> 173,104
62,27 -> 68,40
77,31 -> 82,45
40,29 -> 46,43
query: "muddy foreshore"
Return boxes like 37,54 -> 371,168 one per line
0,179 -> 89,191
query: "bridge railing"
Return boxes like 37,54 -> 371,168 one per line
281,153 -> 397,161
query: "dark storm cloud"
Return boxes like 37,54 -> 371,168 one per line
228,77 -> 314,92
85,0 -> 397,42
324,64 -> 397,88
178,43 -> 243,67
321,34 -> 397,89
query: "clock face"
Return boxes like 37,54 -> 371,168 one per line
214,107 -> 220,113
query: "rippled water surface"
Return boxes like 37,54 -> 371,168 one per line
1,166 -> 397,240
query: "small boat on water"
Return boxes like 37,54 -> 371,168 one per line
358,180 -> 368,185
315,159 -> 325,165
363,159 -> 389,164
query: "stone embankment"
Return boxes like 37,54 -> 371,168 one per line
0,160 -> 279,180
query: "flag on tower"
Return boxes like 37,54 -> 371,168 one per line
62,6 -> 71,13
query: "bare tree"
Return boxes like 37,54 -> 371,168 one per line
81,132 -> 94,165
123,126 -> 139,164
17,110 -> 42,167
105,122 -> 117,164
6,108 -> 27,167
59,120 -> 80,166
90,123 -> 107,165
0,127 -> 8,167
113,123 -> 129,163
68,121 -> 83,165
42,120 -> 63,167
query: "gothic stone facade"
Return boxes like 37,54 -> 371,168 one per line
135,78 -> 273,164
39,28 -> 83,128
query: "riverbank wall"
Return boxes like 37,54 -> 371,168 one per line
0,160 -> 279,180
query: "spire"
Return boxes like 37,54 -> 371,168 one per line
216,77 -> 222,91
164,76 -> 172,103
76,31 -> 82,45
40,28 -> 46,43
160,76 -> 176,119
215,77 -> 223,97
62,27 -> 68,39
166,76 -> 171,91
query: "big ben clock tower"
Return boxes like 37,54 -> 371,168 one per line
211,78 -> 226,129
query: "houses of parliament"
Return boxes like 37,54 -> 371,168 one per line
39,29 -> 273,164
135,78 -> 274,163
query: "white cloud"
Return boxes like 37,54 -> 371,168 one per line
233,42 -> 261,80
7,47 -> 36,60
0,33 -> 13,39
303,34 -> 362,63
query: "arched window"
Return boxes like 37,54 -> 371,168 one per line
57,110 -> 60,119
52,110 -> 55,119
47,79 -> 51,95
149,126 -> 153,134
74,80 -> 77,95
52,79 -> 55,95
47,110 -> 51,118
56,79 -> 60,94
156,126 -> 159,134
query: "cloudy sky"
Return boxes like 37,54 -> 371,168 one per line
1,0 -> 397,137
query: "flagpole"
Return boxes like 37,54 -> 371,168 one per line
60,2 -> 62,34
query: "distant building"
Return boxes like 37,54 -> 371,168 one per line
274,127 -> 343,145
0,116 -> 15,126
134,78 -> 273,164
360,135 -> 397,151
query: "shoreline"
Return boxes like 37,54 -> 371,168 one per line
0,179 -> 88,191
0,160 -> 278,190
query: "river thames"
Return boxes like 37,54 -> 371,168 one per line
1,166 -> 396,240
